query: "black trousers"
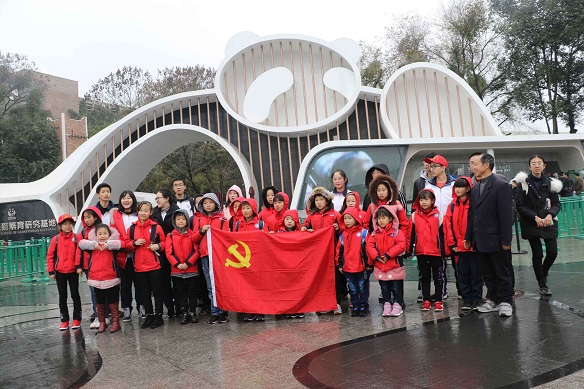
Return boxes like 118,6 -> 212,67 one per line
94,285 -> 120,304
455,252 -> 483,304
173,276 -> 200,313
477,250 -> 514,304
528,238 -> 558,281
418,255 -> 444,302
135,269 -> 164,315
120,258 -> 142,309
160,254 -> 176,313
335,267 -> 348,304
55,272 -> 82,322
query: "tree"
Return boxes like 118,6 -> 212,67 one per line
0,52 -> 46,116
137,141 -> 242,198
493,0 -> 584,133
0,89 -> 60,182
427,0 -> 513,125
84,66 -> 151,115
142,65 -> 216,104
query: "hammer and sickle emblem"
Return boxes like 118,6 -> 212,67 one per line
225,240 -> 251,268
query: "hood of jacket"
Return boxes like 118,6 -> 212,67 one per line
274,192 -> 290,212
229,196 -> 246,217
451,176 -> 473,197
368,174 -> 399,205
306,186 -> 334,214
171,208 -> 191,231
342,190 -> 362,211
261,186 -> 279,209
364,163 -> 390,188
197,193 -> 222,216
514,171 -> 563,194
413,188 -> 438,213
373,204 -> 401,232
283,209 -> 300,229
225,185 -> 243,205
241,198 -> 259,217
81,206 -> 103,229
341,207 -> 363,229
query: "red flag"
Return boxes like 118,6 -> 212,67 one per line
207,227 -> 337,314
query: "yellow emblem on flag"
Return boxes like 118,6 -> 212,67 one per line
225,240 -> 251,268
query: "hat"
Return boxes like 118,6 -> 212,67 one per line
424,154 -> 448,168
58,214 -> 75,224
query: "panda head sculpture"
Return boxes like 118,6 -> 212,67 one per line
215,32 -> 362,135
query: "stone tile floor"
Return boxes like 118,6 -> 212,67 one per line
1,237 -> 584,388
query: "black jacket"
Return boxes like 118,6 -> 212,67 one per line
152,203 -> 181,236
515,174 -> 561,239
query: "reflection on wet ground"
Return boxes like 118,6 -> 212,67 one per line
1,238 -> 584,388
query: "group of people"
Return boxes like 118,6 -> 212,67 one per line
47,151 -> 564,332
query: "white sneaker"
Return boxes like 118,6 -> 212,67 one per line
89,319 -> 100,329
477,300 -> 500,313
499,302 -> 513,317
105,317 -> 110,325
333,304 -> 342,315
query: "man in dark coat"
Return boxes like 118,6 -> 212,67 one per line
465,153 -> 514,317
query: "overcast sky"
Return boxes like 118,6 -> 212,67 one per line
0,0 -> 441,95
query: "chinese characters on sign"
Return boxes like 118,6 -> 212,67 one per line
0,201 -> 58,240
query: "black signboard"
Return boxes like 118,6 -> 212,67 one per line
0,200 -> 58,241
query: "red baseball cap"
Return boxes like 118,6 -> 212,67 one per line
424,154 -> 448,168
57,214 -> 75,225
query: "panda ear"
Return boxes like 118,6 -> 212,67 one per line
225,31 -> 261,58
330,37 -> 361,65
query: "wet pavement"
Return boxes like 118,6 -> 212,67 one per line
1,238 -> 584,388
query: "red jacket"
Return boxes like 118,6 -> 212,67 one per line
109,209 -> 138,269
367,200 -> 411,251
233,199 -> 267,232
47,231 -> 78,274
340,191 -> 369,230
258,207 -> 276,222
410,197 -> 444,257
165,228 -> 199,275
76,206 -> 103,270
87,243 -> 121,281
192,212 -> 228,257
335,207 -> 369,273
124,219 -> 166,272
444,196 -> 472,256
303,206 -> 341,231
266,192 -> 290,232
366,224 -> 407,272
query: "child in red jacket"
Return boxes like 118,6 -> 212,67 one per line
340,191 -> 369,230
444,177 -> 482,310
192,193 -> 229,324
125,201 -> 166,329
234,199 -> 266,232
47,214 -> 82,331
366,206 -> 407,317
165,209 -> 200,324
411,189 -> 447,312
228,197 -> 245,231
86,224 -> 123,333
266,192 -> 289,232
336,207 -> 372,317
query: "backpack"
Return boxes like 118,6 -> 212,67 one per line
234,220 -> 264,232
129,223 -> 158,244
338,228 -> 369,268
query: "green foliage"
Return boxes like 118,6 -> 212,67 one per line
136,141 -> 243,197
143,66 -> 216,104
0,52 -> 45,116
0,89 -> 60,182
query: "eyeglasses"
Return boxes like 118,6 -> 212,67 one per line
430,164 -> 443,169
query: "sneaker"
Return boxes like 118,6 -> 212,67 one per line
421,300 -> 431,311
167,310 -> 175,319
389,303 -> 403,317
461,302 -> 473,311
218,312 -> 229,323
150,314 -> 164,329
443,293 -> 449,300
477,300 -> 500,313
351,306 -> 360,317
122,308 -> 131,322
139,306 -> 146,319
254,314 -> 266,321
59,321 -> 69,331
140,315 -> 155,329
295,313 -> 305,318
333,304 -> 343,315
359,306 -> 368,317
499,302 -> 513,317
416,294 -> 423,303
539,286 -> 552,296
434,301 -> 444,311
382,302 -> 392,317
244,313 -> 256,322
181,312 -> 192,325
89,319 -> 100,329
192,314 -> 199,323
208,315 -> 219,324
89,313 -> 95,322
71,320 -> 81,330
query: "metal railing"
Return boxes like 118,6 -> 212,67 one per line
0,238 -> 51,282
557,195 -> 584,238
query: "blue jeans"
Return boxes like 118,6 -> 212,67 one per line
201,256 -> 225,316
380,280 -> 404,305
344,271 -> 369,307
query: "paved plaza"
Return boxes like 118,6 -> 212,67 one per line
1,238 -> 584,388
